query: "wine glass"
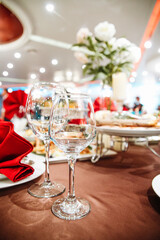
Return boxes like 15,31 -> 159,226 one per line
26,82 -> 66,198
49,92 -> 96,220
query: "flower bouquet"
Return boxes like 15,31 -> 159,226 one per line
73,21 -> 141,86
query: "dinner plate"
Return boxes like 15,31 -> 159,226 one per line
0,159 -> 45,189
29,149 -> 117,163
96,126 -> 160,137
152,174 -> 160,198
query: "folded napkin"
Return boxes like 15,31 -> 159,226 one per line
0,121 -> 34,182
3,90 -> 28,120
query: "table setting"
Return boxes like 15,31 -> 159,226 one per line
0,82 -> 160,240
1,6 -> 160,238
0,82 -> 98,221
1,132 -> 160,240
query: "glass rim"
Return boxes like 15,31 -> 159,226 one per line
32,81 -> 58,87
66,92 -> 91,98
28,82 -> 66,93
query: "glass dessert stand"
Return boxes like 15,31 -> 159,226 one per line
91,126 -> 160,163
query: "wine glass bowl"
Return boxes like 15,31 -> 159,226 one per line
50,92 -> 96,220
26,82 -> 66,198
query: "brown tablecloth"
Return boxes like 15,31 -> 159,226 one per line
0,144 -> 160,240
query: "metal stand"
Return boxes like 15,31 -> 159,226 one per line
91,132 -> 160,163
91,133 -> 110,163
145,138 -> 160,158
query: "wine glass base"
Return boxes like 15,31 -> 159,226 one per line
51,197 -> 91,220
28,182 -> 65,198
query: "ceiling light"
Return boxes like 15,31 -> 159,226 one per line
30,73 -> 37,80
142,71 -> 148,76
73,75 -> 80,82
66,71 -> 72,77
39,67 -> 46,73
66,71 -> 72,81
155,63 -> 160,73
2,71 -> 8,76
45,3 -> 55,12
54,71 -> 64,82
158,48 -> 160,53
8,88 -> 13,93
51,59 -> 58,65
73,71 -> 80,82
14,52 -> 21,59
0,82 -> 2,86
7,63 -> 13,69
144,41 -> 152,49
54,76 -> 61,82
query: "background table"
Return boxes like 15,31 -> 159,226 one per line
0,144 -> 160,240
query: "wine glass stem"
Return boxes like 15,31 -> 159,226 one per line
67,155 -> 77,200
44,139 -> 51,184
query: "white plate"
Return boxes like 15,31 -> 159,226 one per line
96,126 -> 160,137
152,175 -> 160,197
16,130 -> 36,142
29,150 -> 117,164
0,159 -> 45,189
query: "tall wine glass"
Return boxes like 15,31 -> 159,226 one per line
49,92 -> 96,220
26,82 -> 66,198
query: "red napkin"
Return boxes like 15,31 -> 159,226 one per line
93,97 -> 117,112
69,119 -> 87,124
3,90 -> 28,120
0,121 -> 34,182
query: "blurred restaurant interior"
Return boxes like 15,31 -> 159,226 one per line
1,0 -> 160,239
0,0 -> 160,112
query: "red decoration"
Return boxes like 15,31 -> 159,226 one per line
69,119 -> 87,124
0,121 -> 34,182
93,97 -> 117,112
0,4 -> 23,43
3,90 -> 28,120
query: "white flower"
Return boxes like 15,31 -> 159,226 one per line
116,51 -> 132,64
112,38 -> 141,63
99,58 -> 111,66
76,27 -> 92,43
74,52 -> 89,64
112,37 -> 131,50
109,37 -> 116,46
128,44 -> 141,63
73,20 -> 140,86
94,21 -> 116,41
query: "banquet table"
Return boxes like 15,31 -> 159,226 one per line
0,144 -> 160,240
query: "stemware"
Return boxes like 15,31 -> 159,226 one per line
49,92 -> 96,220
26,82 -> 66,198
